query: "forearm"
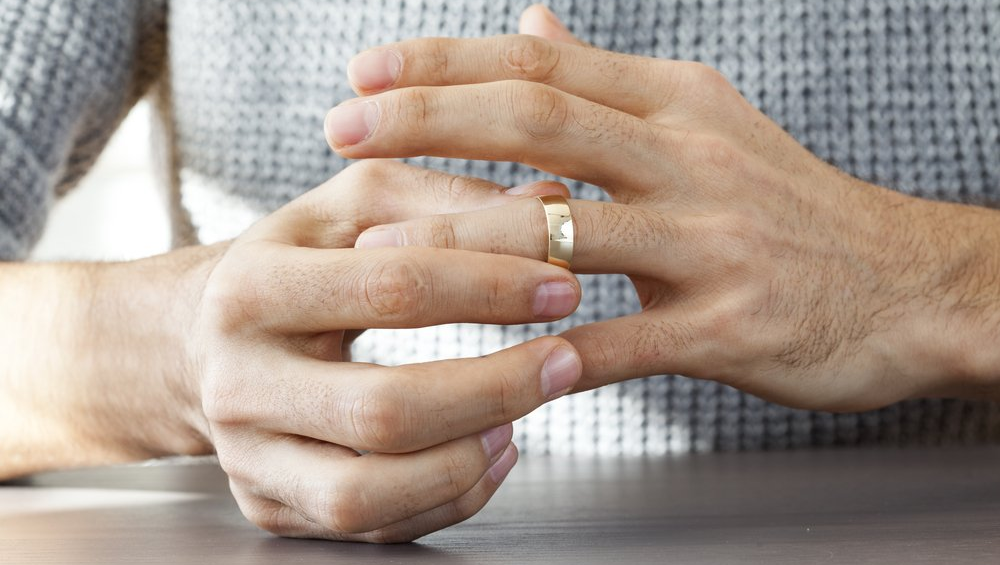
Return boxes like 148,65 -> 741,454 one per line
0,244 -> 223,480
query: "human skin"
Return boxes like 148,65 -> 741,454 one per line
0,159 -> 585,543
326,4 -> 1000,411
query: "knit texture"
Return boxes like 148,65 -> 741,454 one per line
0,0 -> 165,258
4,0 -> 1000,454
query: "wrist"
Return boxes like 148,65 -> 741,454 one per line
889,195 -> 1000,401
0,244 -> 227,479
80,243 -> 227,458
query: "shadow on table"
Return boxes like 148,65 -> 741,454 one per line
256,536 -> 475,564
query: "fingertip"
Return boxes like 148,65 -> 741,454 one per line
324,100 -> 380,150
533,279 -> 581,320
519,4 -> 582,45
480,423 -> 515,463
355,227 -> 404,249
348,48 -> 404,94
540,342 -> 582,400
487,443 -> 518,484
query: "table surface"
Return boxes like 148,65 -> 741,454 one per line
2,446 -> 999,564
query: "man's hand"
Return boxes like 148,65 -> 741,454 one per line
192,160 -> 582,542
325,7 -> 1000,411
1,159 -> 583,544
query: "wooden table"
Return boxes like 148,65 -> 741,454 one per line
2,447 -> 998,564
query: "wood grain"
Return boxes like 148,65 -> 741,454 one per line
2,447 -> 999,564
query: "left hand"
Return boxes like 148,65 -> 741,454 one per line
323,6 -> 1000,411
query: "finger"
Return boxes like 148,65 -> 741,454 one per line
234,426 -> 513,536
357,197 -> 693,280
235,444 -> 518,543
326,82 -> 666,194
253,159 -> 568,248
227,482 -> 318,538
345,35 -> 679,119
234,337 -> 580,452
360,443 -> 518,543
226,243 -> 580,333
518,4 -> 589,47
559,311 -> 708,392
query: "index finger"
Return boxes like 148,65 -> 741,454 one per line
347,34 -> 684,118
237,336 -> 582,453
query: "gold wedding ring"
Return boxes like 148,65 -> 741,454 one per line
537,195 -> 574,269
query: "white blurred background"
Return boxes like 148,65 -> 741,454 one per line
30,101 -> 170,261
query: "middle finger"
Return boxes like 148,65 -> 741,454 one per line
324,81 -> 668,195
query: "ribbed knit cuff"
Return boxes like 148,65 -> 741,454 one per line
0,120 -> 51,261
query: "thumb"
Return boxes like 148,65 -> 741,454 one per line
518,4 -> 589,47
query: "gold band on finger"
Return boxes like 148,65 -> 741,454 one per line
537,195 -> 574,269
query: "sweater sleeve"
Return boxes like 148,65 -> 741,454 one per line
0,0 -> 166,260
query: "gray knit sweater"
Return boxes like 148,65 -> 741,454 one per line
3,0 -> 999,454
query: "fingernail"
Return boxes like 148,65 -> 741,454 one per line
355,228 -> 403,248
348,49 -> 403,92
488,444 -> 518,484
505,183 -> 538,196
533,281 -> 578,318
324,100 -> 380,148
480,424 -> 514,462
540,346 -> 581,400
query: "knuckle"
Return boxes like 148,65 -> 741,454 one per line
685,133 -> 745,172
430,173 -> 504,208
246,505 -> 291,535
484,275 -> 509,319
425,215 -> 459,249
700,301 -> 745,343
200,359 -> 266,428
216,451 -> 251,484
442,486 -> 491,524
422,37 -> 453,83
320,481 -> 371,534
348,382 -> 409,451
588,332 -> 629,371
359,256 -> 432,322
294,188 -> 347,233
482,359 -> 526,420
681,61 -> 732,92
502,35 -> 562,83
200,261 -> 264,333
695,212 -> 761,269
200,374 -> 244,426
508,81 -> 571,142
341,159 -> 399,188
439,448 -> 479,499
395,87 -> 433,134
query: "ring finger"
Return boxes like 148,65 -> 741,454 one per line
356,197 -> 693,280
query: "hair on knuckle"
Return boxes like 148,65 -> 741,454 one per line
427,215 -> 459,249
397,88 -> 432,133
424,38 -> 453,83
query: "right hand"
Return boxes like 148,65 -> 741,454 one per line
189,160 -> 583,543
